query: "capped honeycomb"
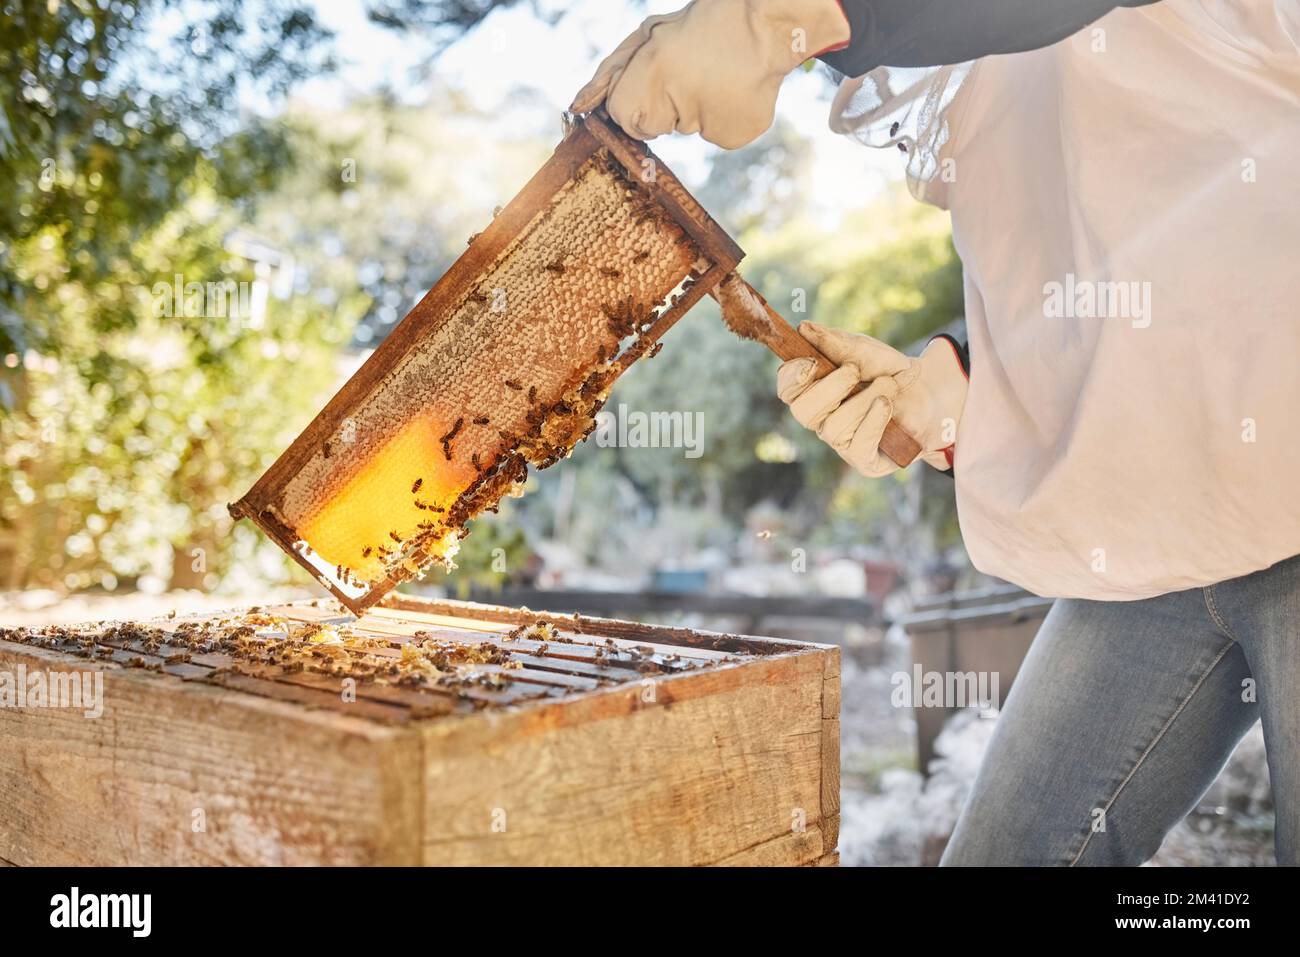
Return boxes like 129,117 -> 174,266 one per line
234,137 -> 713,611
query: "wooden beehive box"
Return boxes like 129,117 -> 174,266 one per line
0,596 -> 839,866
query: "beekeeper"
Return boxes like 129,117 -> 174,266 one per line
574,0 -> 1300,866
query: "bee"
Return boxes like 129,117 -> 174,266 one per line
388,530 -> 402,543
471,452 -> 482,470
543,259 -> 566,274
468,289 -> 488,304
362,546 -> 373,558
473,416 -> 489,426
439,418 -> 464,444
322,440 -> 332,458
633,250 -> 650,263
504,379 -> 523,391
649,341 -> 664,359
527,385 -> 537,404
599,266 -> 621,279
411,478 -> 423,494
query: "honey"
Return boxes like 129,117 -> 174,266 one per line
296,414 -> 472,581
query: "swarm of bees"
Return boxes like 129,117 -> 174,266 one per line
0,613 -> 535,698
600,296 -> 656,341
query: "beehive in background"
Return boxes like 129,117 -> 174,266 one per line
231,114 -> 743,613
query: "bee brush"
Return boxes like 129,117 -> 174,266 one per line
709,270 -> 922,468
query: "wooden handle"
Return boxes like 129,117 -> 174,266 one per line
709,275 -> 923,468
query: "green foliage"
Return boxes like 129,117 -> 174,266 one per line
742,185 -> 963,348
437,505 -> 532,596
721,138 -> 964,548
251,95 -> 552,347
368,0 -> 566,52
0,0 -> 334,357
1,184 -> 361,591
0,0 -> 343,591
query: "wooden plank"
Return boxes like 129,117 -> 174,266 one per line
200,671 -> 414,723
821,647 -> 842,855
381,594 -> 827,656
0,641 -> 422,866
279,670 -> 463,718
713,826 -> 826,867
362,604 -> 735,663
418,649 -> 831,865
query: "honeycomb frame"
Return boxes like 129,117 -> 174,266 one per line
230,113 -> 745,614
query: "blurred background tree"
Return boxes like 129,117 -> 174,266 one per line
1,0 -> 346,591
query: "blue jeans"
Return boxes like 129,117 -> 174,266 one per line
941,554 -> 1299,866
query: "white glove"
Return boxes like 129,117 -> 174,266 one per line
570,0 -> 850,149
777,323 -> 969,476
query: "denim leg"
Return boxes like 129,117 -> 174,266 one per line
1201,554 -> 1300,864
941,589 -> 1259,866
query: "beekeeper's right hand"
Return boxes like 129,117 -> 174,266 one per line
777,323 -> 970,477
569,0 -> 850,150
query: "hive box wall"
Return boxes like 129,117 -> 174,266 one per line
419,651 -> 835,866
0,642 -> 422,866
0,602 -> 838,867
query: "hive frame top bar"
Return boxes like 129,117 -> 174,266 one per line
230,113 -> 746,614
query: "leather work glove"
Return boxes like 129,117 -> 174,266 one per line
777,323 -> 969,476
569,0 -> 850,149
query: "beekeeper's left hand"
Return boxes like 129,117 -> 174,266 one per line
569,0 -> 850,149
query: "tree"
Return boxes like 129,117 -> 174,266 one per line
0,0 -> 335,360
1,1 -> 342,590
